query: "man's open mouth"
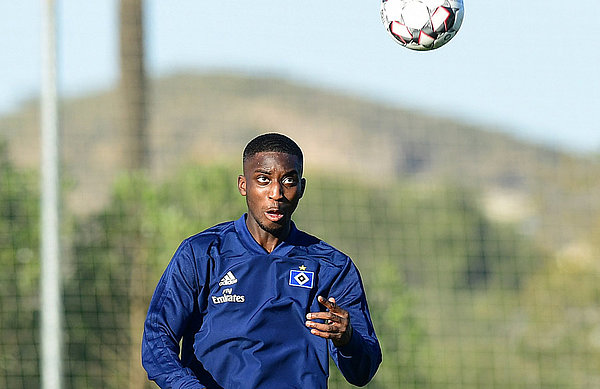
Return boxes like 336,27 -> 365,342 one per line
265,209 -> 285,222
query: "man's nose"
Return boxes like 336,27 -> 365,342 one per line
268,182 -> 284,200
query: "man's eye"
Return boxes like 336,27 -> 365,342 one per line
282,177 -> 298,186
257,176 -> 269,184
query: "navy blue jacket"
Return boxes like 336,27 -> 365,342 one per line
142,215 -> 381,388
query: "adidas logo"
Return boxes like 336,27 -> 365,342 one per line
219,271 -> 238,287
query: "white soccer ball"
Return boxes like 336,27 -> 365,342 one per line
381,0 -> 464,51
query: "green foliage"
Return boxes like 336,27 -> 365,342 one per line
0,143 -> 39,388
296,178 -> 540,293
64,165 -> 245,388
518,254 -> 600,387
294,176 -> 546,388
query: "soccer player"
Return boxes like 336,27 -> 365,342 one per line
142,133 -> 382,388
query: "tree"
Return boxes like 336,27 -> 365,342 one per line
64,165 -> 244,388
120,0 -> 147,170
518,246 -> 600,388
119,1 -> 148,386
0,143 -> 40,389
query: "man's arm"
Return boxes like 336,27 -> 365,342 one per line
141,240 -> 206,389
305,262 -> 382,387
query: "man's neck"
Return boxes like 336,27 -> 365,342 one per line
245,219 -> 290,254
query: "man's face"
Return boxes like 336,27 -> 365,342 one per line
238,152 -> 305,236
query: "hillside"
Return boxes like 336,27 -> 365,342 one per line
1,72 -> 599,252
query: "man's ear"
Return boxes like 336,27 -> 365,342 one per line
238,175 -> 247,196
299,177 -> 307,199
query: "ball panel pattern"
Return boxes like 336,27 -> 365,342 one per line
381,0 -> 464,51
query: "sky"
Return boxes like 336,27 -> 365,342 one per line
2,0 -> 599,153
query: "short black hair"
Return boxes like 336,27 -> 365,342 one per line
243,133 -> 304,165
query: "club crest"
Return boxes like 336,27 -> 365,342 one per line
289,268 -> 314,289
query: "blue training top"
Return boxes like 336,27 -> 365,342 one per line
142,215 -> 381,389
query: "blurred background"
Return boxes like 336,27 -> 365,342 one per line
2,0 -> 600,388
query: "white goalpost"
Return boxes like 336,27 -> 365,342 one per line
40,0 -> 63,388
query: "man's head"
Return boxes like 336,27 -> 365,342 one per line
238,133 -> 306,239
242,133 -> 304,175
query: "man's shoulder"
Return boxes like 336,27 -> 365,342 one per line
293,228 -> 352,268
183,220 -> 236,249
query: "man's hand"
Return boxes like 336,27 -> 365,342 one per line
305,296 -> 352,347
